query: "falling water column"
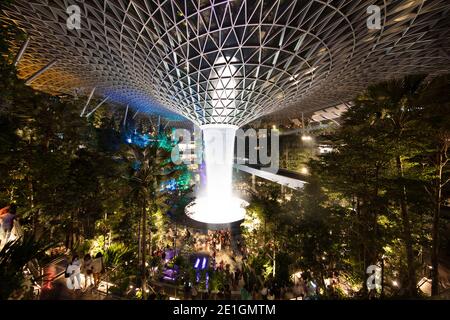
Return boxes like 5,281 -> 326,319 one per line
185,124 -> 247,224
201,124 -> 238,202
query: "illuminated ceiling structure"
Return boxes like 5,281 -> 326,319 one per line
2,0 -> 450,126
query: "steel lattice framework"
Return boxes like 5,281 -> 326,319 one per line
2,0 -> 450,126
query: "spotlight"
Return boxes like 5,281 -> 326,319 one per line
300,167 -> 309,175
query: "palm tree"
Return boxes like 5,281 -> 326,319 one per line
123,133 -> 181,298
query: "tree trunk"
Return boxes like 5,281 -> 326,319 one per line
29,179 -> 37,238
431,151 -> 443,296
141,199 -> 147,298
174,221 -> 177,257
67,210 -> 75,251
137,215 -> 141,264
396,155 -> 416,297
272,241 -> 276,278
356,198 -> 368,294
149,219 -> 152,258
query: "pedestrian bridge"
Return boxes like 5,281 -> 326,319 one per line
234,164 -> 307,190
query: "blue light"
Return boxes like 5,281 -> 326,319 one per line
125,131 -> 152,148
103,89 -> 186,121
161,179 -> 178,191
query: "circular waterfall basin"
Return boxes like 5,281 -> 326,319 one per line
185,197 -> 248,225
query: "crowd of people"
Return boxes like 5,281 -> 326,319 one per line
207,229 -> 232,271
174,226 -> 338,300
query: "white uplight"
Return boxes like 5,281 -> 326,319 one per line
186,196 -> 248,224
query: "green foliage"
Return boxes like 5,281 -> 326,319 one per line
0,234 -> 54,299
241,74 -> 449,298
103,242 -> 133,269
74,239 -> 92,256
308,74 -> 450,297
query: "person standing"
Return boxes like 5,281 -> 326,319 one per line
92,252 -> 104,287
224,284 -> 232,300
240,285 -> 252,300
267,289 -> 275,301
66,255 -> 82,292
82,254 -> 94,290
261,285 -> 268,300
191,285 -> 198,300
0,204 -> 17,247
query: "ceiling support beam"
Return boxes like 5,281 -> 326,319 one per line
25,59 -> 57,85
13,36 -> 30,67
123,104 -> 129,126
80,87 -> 96,117
86,96 -> 109,118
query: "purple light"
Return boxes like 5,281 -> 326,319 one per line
201,257 -> 207,270
194,258 -> 200,269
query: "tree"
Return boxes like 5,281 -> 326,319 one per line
123,133 -> 182,297
411,75 -> 450,295
312,74 -> 450,298
351,75 -> 430,297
